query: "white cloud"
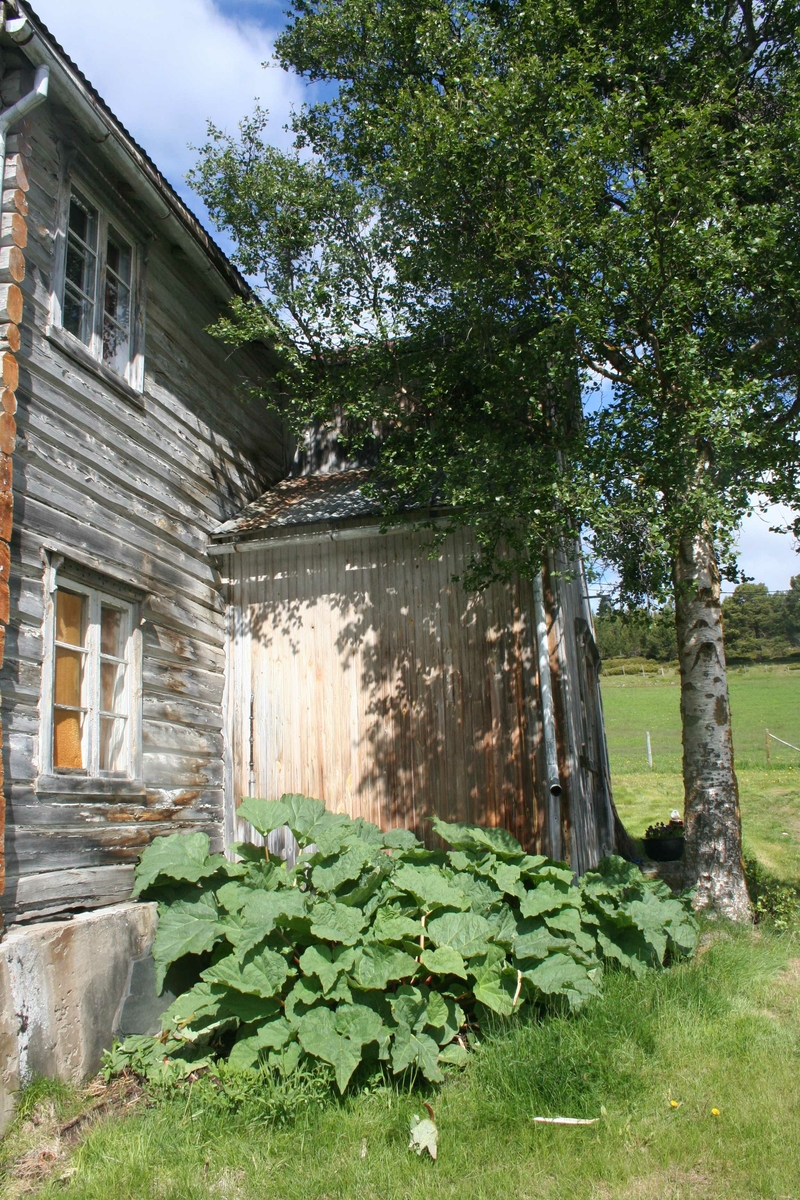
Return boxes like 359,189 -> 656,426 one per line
734,504 -> 799,592
32,0 -> 304,207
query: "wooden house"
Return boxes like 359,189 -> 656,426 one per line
0,0 -> 614,937
0,2 -> 290,928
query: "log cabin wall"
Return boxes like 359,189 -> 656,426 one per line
221,525 -> 615,870
0,50 -> 289,923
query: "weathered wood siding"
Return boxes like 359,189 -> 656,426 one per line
1,95 -> 288,921
223,527 -> 614,869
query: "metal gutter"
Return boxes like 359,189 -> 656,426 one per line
5,2 -> 255,305
208,515 -> 452,555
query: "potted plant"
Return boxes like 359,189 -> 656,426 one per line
644,811 -> 685,861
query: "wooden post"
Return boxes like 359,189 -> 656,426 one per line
766,728 -> 771,765
646,731 -> 653,771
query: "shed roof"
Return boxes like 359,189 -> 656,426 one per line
211,469 -> 381,542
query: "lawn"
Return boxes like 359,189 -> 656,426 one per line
3,928 -> 798,1200
604,665 -> 800,883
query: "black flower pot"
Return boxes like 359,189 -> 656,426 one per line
644,835 -> 685,862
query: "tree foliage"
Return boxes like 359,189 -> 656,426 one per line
109,799 -> 697,1092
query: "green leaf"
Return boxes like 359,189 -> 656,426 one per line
420,946 -> 468,980
438,1042 -> 470,1066
349,943 -> 418,989
333,1003 -> 385,1045
431,817 -> 522,856
161,982 -> 226,1032
426,910 -> 494,957
299,944 -> 356,993
134,832 -> 224,895
236,796 -> 294,837
471,964 -> 518,1016
522,953 -> 599,1007
390,985 -> 428,1031
202,946 -> 291,998
297,1006 -> 363,1092
392,864 -> 470,912
152,892 -> 227,990
371,911 -> 422,943
284,976 -> 325,1026
228,1017 -> 293,1069
311,844 -> 374,893
391,1024 -> 443,1082
519,881 -> 580,919
382,828 -> 421,850
310,899 -> 367,944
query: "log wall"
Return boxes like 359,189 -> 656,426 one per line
0,64 -> 288,922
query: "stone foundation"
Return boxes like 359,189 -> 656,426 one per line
0,901 -> 160,1134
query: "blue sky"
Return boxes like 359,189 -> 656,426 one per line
32,1 -> 800,591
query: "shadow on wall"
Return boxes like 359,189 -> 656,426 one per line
229,525 -> 545,849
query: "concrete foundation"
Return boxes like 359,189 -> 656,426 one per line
0,901 -> 160,1135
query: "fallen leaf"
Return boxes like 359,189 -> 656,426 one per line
409,1113 -> 438,1160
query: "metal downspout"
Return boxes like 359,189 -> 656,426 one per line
0,53 -> 49,182
532,570 -> 562,859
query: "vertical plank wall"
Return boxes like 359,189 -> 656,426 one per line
0,96 -> 288,922
225,526 -> 614,865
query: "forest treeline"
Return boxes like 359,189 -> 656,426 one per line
595,579 -> 800,665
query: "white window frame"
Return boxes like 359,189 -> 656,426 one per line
50,177 -> 145,393
39,556 -> 143,785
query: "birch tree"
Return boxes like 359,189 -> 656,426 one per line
192,0 -> 800,920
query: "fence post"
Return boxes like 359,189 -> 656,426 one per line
766,728 -> 770,765
646,731 -> 653,771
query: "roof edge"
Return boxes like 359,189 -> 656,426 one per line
10,1 -> 256,304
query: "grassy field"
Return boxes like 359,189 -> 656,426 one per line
604,665 -> 800,882
3,928 -> 798,1200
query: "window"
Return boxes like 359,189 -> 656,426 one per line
42,570 -> 141,781
59,186 -> 140,385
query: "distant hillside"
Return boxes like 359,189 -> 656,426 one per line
595,578 -> 800,665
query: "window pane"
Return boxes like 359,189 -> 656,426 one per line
68,192 -> 98,249
65,238 -> 95,293
63,285 -> 94,344
54,709 -> 84,769
100,716 -> 127,772
56,590 -> 86,647
101,605 -> 125,657
101,661 -> 127,715
54,647 -> 84,708
106,230 -> 131,285
102,316 -> 130,372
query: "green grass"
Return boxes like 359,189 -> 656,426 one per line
601,663 -> 800,773
604,665 -> 800,884
9,928 -> 798,1200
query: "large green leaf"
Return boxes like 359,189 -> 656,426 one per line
134,832 -> 225,896
420,946 -> 468,980
299,944 -> 356,993
311,844 -> 375,893
348,943 -> 418,989
202,946 -> 291,998
371,911 -> 422,943
471,963 -> 518,1016
310,899 -> 367,944
519,881 -> 580,919
392,864 -> 470,912
152,892 -> 227,990
390,985 -> 428,1031
431,817 -> 522,856
522,953 -> 599,1007
297,1006 -> 364,1092
160,982 -> 226,1033
426,910 -> 493,957
391,1024 -> 443,1082
333,1003 -> 385,1045
228,1017 -> 293,1069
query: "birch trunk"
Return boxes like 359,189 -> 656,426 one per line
674,531 -> 752,922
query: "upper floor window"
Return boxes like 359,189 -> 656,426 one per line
58,186 -> 142,388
